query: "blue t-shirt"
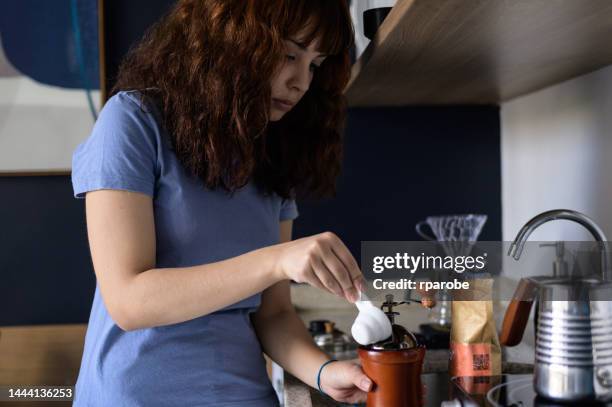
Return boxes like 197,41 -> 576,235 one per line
71,91 -> 298,406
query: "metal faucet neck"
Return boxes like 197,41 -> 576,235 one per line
508,209 -> 610,280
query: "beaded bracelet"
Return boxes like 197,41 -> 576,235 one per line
316,359 -> 338,396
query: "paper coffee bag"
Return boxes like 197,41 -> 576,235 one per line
449,278 -> 501,377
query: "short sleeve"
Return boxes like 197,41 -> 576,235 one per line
71,92 -> 158,199
280,198 -> 299,221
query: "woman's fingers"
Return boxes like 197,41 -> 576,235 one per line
322,361 -> 371,398
352,274 -> 367,294
310,255 -> 344,297
302,261 -> 329,293
320,247 -> 357,301
343,363 -> 373,392
287,232 -> 365,301
326,233 -> 361,280
322,233 -> 363,301
346,363 -> 373,392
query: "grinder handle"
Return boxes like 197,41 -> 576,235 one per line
499,278 -> 538,346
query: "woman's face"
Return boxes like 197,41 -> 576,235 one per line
269,37 -> 327,121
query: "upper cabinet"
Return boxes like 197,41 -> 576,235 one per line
345,0 -> 612,106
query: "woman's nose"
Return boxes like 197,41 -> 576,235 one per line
288,64 -> 311,93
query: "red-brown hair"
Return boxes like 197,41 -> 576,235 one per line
111,0 -> 354,198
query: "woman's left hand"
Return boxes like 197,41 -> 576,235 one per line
319,359 -> 372,404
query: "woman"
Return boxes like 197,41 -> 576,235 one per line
72,1 -> 385,405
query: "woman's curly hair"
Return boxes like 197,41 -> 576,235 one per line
111,0 -> 354,199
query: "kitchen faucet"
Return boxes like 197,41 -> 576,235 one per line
507,209 -> 611,280
503,210 -> 612,401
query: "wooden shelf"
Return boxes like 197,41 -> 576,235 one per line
345,0 -> 612,106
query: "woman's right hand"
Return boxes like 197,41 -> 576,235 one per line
271,232 -> 365,302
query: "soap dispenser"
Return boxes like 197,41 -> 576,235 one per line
539,241 -> 569,277
357,294 -> 426,407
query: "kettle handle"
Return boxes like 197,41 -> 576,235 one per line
499,278 -> 538,346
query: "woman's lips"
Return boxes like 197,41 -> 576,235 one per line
272,98 -> 295,112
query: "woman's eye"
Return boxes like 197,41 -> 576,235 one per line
285,54 -> 296,61
310,63 -> 320,72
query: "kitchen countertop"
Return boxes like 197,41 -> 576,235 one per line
283,353 -> 533,407
285,284 -> 534,407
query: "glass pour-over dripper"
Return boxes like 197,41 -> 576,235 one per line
415,214 -> 488,328
416,214 -> 487,256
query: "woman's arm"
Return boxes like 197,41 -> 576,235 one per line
251,221 -> 329,387
252,221 -> 372,404
86,189 -> 363,331
86,189 -> 281,330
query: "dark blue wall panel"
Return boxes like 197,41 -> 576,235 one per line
0,176 -> 95,326
294,106 -> 502,256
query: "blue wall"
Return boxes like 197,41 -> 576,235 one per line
295,106 -> 502,255
0,176 -> 93,325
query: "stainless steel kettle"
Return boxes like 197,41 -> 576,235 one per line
500,209 -> 612,402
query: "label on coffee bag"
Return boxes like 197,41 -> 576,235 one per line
450,343 -> 497,377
